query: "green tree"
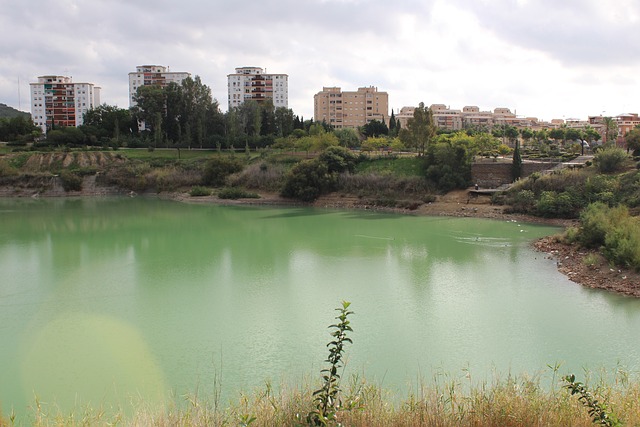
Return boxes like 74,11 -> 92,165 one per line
549,128 -> 565,145
361,136 -> 389,153
361,119 -> 388,138
423,139 -> 473,192
504,125 -> 519,147
603,117 -> 619,146
565,128 -> 584,143
512,140 -> 523,181
584,125 -> 601,144
401,102 -> 436,156
625,127 -> 640,154
519,128 -> 534,147
388,110 -> 398,136
274,107 -> 295,137
0,115 -> 40,142
334,128 -> 360,149
132,85 -> 165,133
534,128 -> 548,143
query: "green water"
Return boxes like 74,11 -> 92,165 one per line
1,197 -> 640,417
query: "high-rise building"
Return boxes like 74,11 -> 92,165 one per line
227,67 -> 288,110
314,86 -> 388,129
30,75 -> 101,135
128,65 -> 191,107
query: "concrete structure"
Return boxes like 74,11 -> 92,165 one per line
30,75 -> 101,135
227,67 -> 288,110
128,65 -> 190,108
314,86 -> 388,129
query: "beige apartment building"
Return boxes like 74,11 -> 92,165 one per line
396,104 -> 549,132
314,86 -> 388,129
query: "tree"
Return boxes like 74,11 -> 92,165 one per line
534,128 -> 548,143
565,128 -> 584,143
132,85 -> 165,133
361,119 -> 388,138
0,115 -> 40,142
81,105 -> 132,144
274,107 -> 295,137
388,110 -> 398,136
504,125 -> 519,147
401,102 -> 436,156
423,140 -> 473,192
549,128 -> 566,145
512,139 -> 523,181
334,128 -> 360,149
625,127 -> 640,154
584,125 -> 601,144
361,136 -> 389,153
603,117 -> 619,146
519,128 -> 534,147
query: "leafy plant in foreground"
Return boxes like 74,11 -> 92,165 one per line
563,374 -> 620,426
307,301 -> 354,426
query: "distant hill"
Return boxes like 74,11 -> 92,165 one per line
0,103 -> 30,119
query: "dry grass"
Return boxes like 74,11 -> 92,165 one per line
11,370 -> 640,426
227,162 -> 288,192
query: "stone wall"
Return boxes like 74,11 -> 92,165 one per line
471,161 -> 557,188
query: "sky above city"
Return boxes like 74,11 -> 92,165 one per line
1,0 -> 638,121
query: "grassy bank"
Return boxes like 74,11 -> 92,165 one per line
4,370 -> 639,426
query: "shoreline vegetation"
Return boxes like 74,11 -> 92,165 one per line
3,369 -> 640,426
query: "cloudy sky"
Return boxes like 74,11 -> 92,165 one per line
1,0 -> 638,122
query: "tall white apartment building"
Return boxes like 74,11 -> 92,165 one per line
30,75 -> 101,135
128,65 -> 191,107
227,67 -> 288,110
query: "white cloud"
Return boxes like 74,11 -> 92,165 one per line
1,0 -> 638,122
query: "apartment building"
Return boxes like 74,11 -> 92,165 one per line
128,65 -> 191,107
396,104 -> 547,132
617,113 -> 640,139
30,75 -> 101,135
314,86 -> 388,129
227,67 -> 288,110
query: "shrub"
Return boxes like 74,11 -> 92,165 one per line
281,159 -> 334,202
59,170 -> 83,192
317,146 -> 359,174
595,147 -> 629,173
582,253 -> 600,268
511,189 -> 536,212
202,156 -> 244,187
218,187 -> 259,200
604,216 -> 640,270
576,202 -> 640,270
189,186 -> 211,197
0,160 -> 18,177
577,202 -> 614,248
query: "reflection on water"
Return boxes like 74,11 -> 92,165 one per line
1,197 -> 640,418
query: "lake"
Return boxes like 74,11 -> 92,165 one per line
1,197 -> 639,417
